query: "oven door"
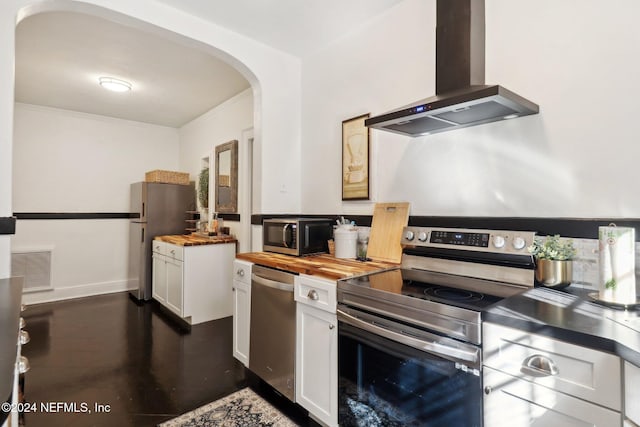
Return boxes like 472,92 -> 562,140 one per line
337,306 -> 482,427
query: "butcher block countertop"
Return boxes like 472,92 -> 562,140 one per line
155,234 -> 237,246
235,252 -> 398,280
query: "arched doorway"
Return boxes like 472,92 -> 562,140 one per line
12,1 -> 263,303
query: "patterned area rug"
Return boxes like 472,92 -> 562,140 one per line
158,388 -> 298,427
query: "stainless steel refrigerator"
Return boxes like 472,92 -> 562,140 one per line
128,182 -> 195,301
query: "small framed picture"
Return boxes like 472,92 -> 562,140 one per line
341,113 -> 370,200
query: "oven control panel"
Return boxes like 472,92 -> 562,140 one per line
402,227 -> 536,255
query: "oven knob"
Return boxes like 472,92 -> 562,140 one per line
493,235 -> 505,249
405,230 -> 415,241
512,236 -> 526,250
417,231 -> 428,242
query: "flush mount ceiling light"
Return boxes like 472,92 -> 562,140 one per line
98,77 -> 132,92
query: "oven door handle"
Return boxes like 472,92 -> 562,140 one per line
337,309 -> 479,365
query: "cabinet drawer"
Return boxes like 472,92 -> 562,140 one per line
152,240 -> 167,255
483,322 -> 621,411
166,243 -> 183,261
484,366 -> 622,427
233,260 -> 252,285
295,275 -> 336,313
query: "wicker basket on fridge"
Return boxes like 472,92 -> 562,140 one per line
144,170 -> 190,185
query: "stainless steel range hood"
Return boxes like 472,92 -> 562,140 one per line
365,0 -> 539,137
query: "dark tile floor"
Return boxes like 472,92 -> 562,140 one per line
20,292 -> 318,427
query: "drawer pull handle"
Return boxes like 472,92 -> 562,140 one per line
520,354 -> 559,377
236,269 -> 245,277
307,289 -> 319,301
18,356 -> 30,374
329,324 -> 335,330
19,330 -> 30,345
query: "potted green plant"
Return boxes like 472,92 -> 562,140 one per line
198,167 -> 209,210
528,235 -> 577,288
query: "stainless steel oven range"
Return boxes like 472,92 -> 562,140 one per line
337,227 -> 536,427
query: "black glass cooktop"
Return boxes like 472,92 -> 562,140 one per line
345,268 -> 503,312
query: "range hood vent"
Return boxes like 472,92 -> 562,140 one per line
365,0 -> 539,137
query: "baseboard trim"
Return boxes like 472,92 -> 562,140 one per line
21,279 -> 132,305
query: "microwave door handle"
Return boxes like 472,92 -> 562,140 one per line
282,223 -> 291,248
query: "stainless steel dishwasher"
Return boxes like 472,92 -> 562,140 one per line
249,265 -> 296,401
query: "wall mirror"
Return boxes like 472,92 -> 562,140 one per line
215,139 -> 238,213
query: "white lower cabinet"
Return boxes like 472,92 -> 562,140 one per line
484,366 -> 621,427
152,239 -> 235,324
625,361 -> 640,426
232,260 -> 252,367
165,256 -> 183,315
152,250 -> 167,305
295,275 -> 338,427
483,322 -> 622,427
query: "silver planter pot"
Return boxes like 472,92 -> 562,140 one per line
535,259 -> 573,288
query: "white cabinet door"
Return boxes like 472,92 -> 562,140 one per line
484,366 -> 622,427
165,257 -> 184,316
625,361 -> 640,426
296,303 -> 337,427
152,253 -> 167,304
232,279 -> 251,367
232,260 -> 252,366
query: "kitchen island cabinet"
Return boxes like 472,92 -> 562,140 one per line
152,237 -> 236,325
232,260 -> 252,367
295,274 -> 338,427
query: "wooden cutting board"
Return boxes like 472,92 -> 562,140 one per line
367,202 -> 410,264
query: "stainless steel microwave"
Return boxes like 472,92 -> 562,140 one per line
263,218 -> 333,256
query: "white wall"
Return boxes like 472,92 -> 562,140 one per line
301,0 -> 433,215
12,103 -> 180,303
179,89 -> 254,252
301,0 -> 640,218
13,104 -> 180,210
0,3 -> 19,277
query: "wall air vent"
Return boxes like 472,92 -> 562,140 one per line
11,250 -> 52,292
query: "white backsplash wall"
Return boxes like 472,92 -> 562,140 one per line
565,238 -> 640,293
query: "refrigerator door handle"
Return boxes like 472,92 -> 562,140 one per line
141,227 -> 144,243
142,202 -> 145,218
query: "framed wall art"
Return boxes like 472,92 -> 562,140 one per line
341,113 -> 370,200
